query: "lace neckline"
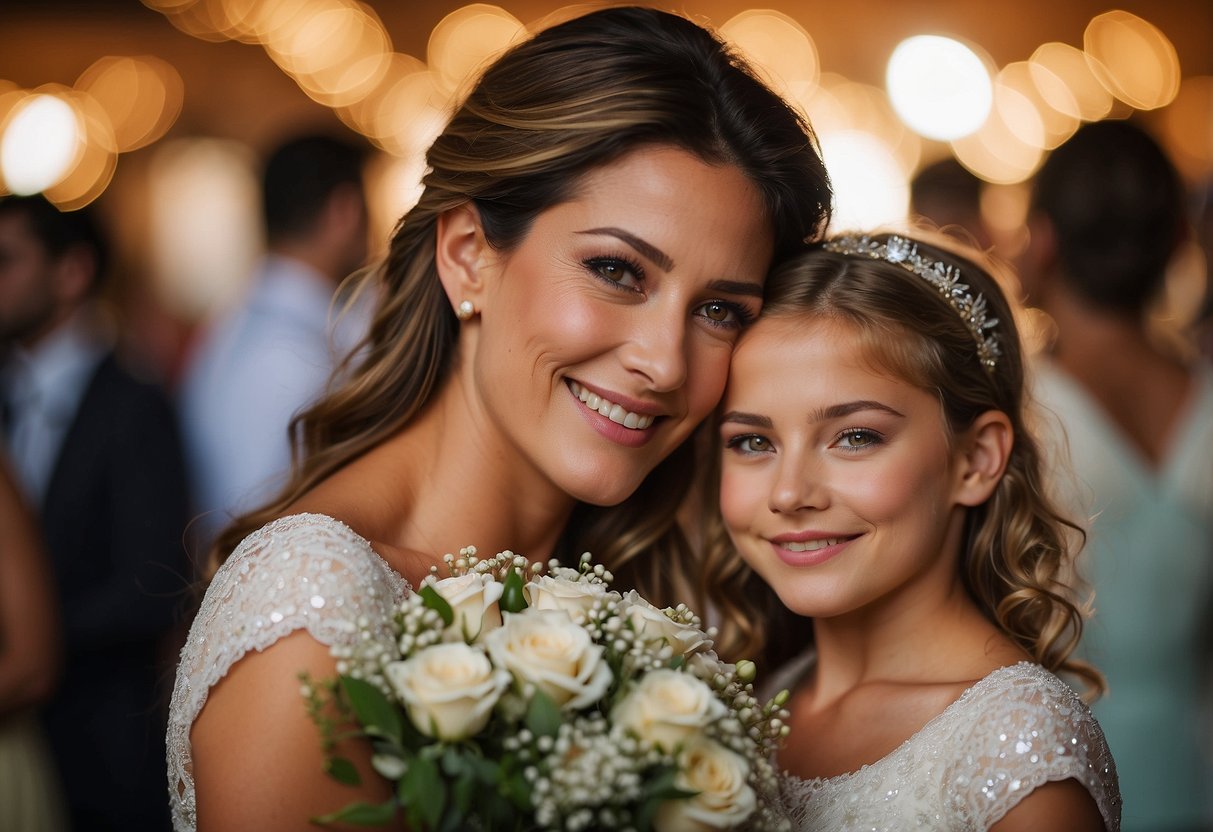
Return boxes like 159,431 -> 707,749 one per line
263,511 -> 406,579
784,660 -> 1040,787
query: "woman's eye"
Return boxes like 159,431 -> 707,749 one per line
695,300 -> 753,329
585,257 -> 643,290
726,434 -> 773,454
836,429 -> 880,450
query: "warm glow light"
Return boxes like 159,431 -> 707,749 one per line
365,151 -> 426,254
996,62 -> 1078,150
808,75 -> 922,178
1160,75 -> 1213,181
75,56 -> 184,152
819,129 -> 909,231
334,52 -> 427,144
1028,42 -> 1114,122
0,91 -> 83,195
887,35 -> 992,141
374,69 -> 450,159
148,138 -> 261,320
427,5 -> 526,98
951,99 -> 1045,185
43,91 -> 118,210
278,3 -> 393,107
720,10 -> 819,101
1084,10 -> 1181,110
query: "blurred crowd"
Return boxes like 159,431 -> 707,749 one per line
0,117 -> 1210,831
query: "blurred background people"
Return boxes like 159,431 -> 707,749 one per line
0,454 -> 67,832
178,132 -> 371,551
0,194 -> 189,831
1021,119 -> 1213,832
909,156 -> 994,252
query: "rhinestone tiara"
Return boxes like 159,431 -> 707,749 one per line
823,234 -> 1001,373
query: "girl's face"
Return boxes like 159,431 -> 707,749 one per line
472,145 -> 775,506
719,316 -> 973,620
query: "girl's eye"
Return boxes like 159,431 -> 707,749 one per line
835,429 -> 882,451
584,257 -> 643,291
695,300 -> 755,330
725,434 -> 774,454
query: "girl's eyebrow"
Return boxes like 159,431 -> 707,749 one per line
810,400 -> 905,422
720,401 -> 905,429
719,411 -> 772,428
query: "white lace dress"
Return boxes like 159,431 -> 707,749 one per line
166,514 -> 411,832
779,663 -> 1121,831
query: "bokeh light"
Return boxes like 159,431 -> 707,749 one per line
820,129 -> 908,231
75,56 -> 184,152
0,90 -> 83,195
887,35 -> 993,141
1083,10 -> 1181,110
427,4 -> 526,97
720,10 -> 819,103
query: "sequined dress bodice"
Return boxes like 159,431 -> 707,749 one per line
166,514 -> 410,832
779,663 -> 1121,831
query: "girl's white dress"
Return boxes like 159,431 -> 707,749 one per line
165,514 -> 410,832
777,662 -> 1122,831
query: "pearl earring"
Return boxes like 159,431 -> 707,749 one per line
456,300 -> 475,321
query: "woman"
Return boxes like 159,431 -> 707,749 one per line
705,233 -> 1120,829
167,7 -> 832,830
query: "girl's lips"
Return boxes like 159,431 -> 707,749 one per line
768,534 -> 858,567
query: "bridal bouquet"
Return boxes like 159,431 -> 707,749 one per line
302,548 -> 791,831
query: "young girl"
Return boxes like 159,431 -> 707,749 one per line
707,232 -> 1121,830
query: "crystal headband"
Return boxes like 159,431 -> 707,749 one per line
823,234 -> 1001,373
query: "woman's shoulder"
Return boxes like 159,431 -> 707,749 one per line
935,662 -> 1121,830
200,512 -> 410,643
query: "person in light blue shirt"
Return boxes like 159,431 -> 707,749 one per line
179,133 -> 371,550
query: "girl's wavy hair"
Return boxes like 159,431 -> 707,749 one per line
207,6 -> 833,609
700,231 -> 1103,696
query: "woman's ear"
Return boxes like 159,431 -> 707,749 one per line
954,410 -> 1013,507
434,203 -> 491,313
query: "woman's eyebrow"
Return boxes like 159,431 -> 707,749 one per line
576,227 -> 673,270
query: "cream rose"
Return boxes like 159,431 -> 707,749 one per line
524,575 -> 615,624
431,573 -> 504,642
384,642 -> 510,741
653,738 -> 756,832
483,608 -> 611,708
619,591 -> 714,657
612,668 -> 727,752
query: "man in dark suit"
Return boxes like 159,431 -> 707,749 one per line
0,194 -> 189,831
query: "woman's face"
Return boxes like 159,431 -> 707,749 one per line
718,316 -> 971,620
473,144 -> 774,506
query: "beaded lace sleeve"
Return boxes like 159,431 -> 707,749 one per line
166,514 -> 410,832
779,662 -> 1121,831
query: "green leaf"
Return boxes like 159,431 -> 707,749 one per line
401,753 -> 445,831
312,799 -> 397,827
452,770 -> 476,816
341,677 -> 403,744
523,688 -> 562,739
667,654 -> 685,671
325,756 -> 361,786
642,765 -> 699,802
499,568 -> 528,614
419,584 -> 455,627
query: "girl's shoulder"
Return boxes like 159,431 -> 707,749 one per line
930,662 -> 1121,830
778,662 -> 1121,832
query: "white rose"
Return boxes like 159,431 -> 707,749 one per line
612,668 -> 727,752
431,573 -> 504,642
384,642 -> 510,740
524,574 -> 616,624
483,608 -> 612,708
619,591 -> 714,657
685,650 -> 733,686
653,738 -> 757,832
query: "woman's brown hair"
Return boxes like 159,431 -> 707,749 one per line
208,6 -> 833,610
